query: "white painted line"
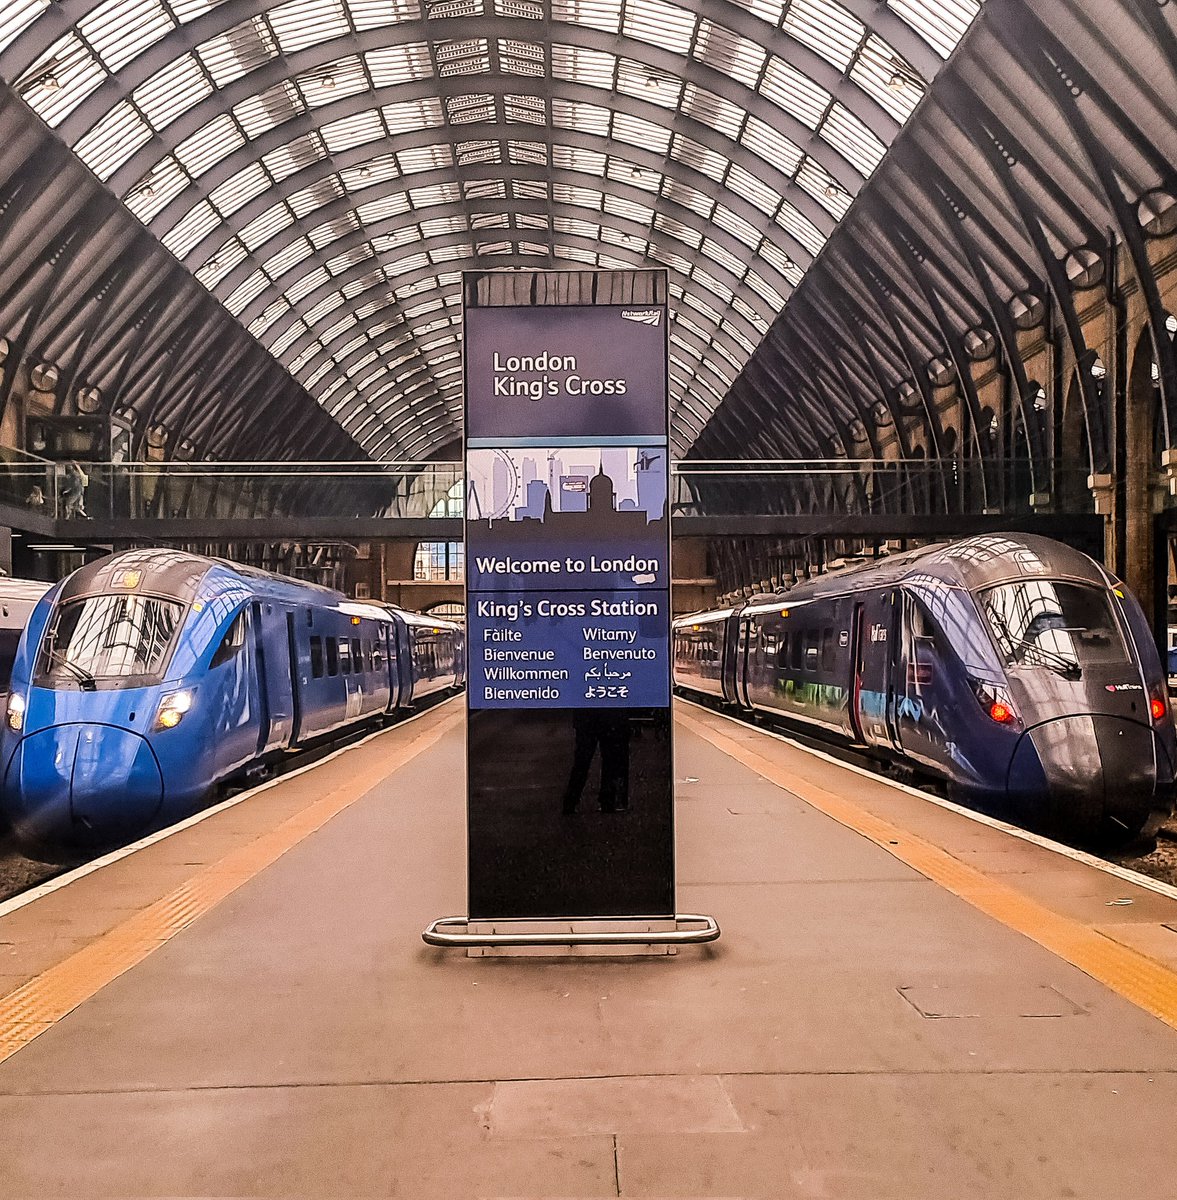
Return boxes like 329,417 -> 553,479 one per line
0,695 -> 460,921
675,695 -> 1177,904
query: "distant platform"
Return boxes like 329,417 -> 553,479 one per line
0,696 -> 1176,1197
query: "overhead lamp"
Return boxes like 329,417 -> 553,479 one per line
359,166 -> 372,178
320,74 -> 336,89
823,180 -> 843,200
631,166 -> 644,179
40,72 -> 60,91
645,75 -> 661,90
207,257 -> 220,270
141,180 -> 156,198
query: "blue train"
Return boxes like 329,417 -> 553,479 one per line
1,549 -> 464,860
674,534 -> 1176,844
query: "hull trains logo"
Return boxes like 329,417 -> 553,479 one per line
1105,683 -> 1143,692
621,309 -> 662,326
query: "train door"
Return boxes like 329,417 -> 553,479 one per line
849,603 -> 867,743
721,609 -> 743,705
286,611 -> 303,744
252,601 -> 291,754
735,619 -> 755,710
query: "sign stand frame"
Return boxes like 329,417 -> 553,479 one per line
422,913 -> 720,950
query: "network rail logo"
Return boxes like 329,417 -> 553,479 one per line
620,309 -> 662,326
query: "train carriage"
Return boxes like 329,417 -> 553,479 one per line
0,549 -> 463,859
674,534 -> 1176,844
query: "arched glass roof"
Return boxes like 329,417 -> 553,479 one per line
0,0 -> 981,460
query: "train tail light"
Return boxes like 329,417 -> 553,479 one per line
970,677 -> 1022,730
1150,694 -> 1168,722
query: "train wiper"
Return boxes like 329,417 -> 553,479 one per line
48,649 -> 97,691
1011,638 -> 1081,681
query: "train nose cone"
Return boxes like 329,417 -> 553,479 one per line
4,724 -> 163,858
1008,715 -> 1157,842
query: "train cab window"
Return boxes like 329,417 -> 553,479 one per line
820,628 -> 835,671
339,640 -> 351,674
326,637 -> 339,676
210,610 -> 246,668
981,580 -> 1128,672
310,636 -> 324,678
352,637 -> 363,671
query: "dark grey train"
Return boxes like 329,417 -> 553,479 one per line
673,534 -> 1176,844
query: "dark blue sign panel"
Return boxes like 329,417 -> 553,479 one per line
464,270 -> 673,921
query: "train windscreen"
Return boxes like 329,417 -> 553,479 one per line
979,581 -> 1128,673
36,594 -> 184,687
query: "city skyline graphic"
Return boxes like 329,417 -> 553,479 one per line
467,446 -> 667,525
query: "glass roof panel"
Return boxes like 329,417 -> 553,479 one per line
0,0 -> 984,457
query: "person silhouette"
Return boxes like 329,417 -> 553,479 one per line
562,709 -> 631,814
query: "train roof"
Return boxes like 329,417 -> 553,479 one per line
674,535 -> 1113,627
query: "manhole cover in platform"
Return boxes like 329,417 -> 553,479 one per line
898,983 -> 1086,1019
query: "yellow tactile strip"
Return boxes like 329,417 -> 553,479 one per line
678,707 -> 1177,1033
0,707 -> 461,1065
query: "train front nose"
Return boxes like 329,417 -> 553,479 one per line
4,724 -> 163,859
1007,714 -> 1158,842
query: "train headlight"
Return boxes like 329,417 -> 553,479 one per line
155,689 -> 193,731
6,692 -> 25,731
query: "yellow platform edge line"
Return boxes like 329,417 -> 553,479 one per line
678,708 -> 1177,1033
0,709 -> 461,1065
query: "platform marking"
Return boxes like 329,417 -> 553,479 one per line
0,706 -> 461,1065
0,696 -> 461,923
678,705 -> 1177,1034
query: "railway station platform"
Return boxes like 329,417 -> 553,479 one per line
1,698 -> 1177,1197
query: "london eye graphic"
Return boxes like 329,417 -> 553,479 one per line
467,447 -> 519,520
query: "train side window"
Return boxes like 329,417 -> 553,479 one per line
339,639 -> 351,674
310,636 -> 324,679
777,632 -> 790,669
211,610 -> 246,668
804,630 -> 818,671
373,640 -> 384,671
790,631 -> 803,670
326,637 -> 339,676
352,637 -> 363,670
820,628 -> 835,671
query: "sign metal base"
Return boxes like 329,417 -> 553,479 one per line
422,913 -> 719,954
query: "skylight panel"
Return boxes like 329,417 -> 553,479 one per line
430,242 -> 474,262
320,109 -> 385,152
616,59 -> 681,109
263,236 -> 314,277
175,113 -> 245,176
234,81 -> 306,139
197,239 -> 245,286
553,182 -> 603,209
551,44 -> 615,87
712,204 -> 760,248
267,0 -> 350,55
759,55 -> 830,129
349,0 -> 422,28
612,111 -> 671,154
819,102 -> 887,176
19,35 -> 106,127
551,145 -> 606,174
725,163 -> 781,216
464,178 -> 506,199
668,133 -> 726,183
263,132 -> 328,181
731,293 -> 768,331
551,0 -> 620,32
505,94 -> 545,123
425,0 -> 484,18
0,1 -> 50,55
682,290 -> 721,324
356,193 -> 412,223
408,182 -> 462,207
172,0 -> 235,19
774,200 -> 826,255
797,156 -> 852,217
516,206 -> 551,223
647,244 -> 691,274
74,102 -> 152,181
509,141 -> 548,165
249,298 -> 291,340
446,93 -> 495,123
554,215 -> 601,240
225,271 -> 269,314
288,265 -> 331,300
887,0 -> 979,59
745,269 -> 787,310
603,195 -> 654,225
551,98 -> 610,135
400,144 -> 454,173
133,56 -> 213,130
162,200 -> 220,256
759,238 -> 802,282
660,177 -> 714,220
693,22 -> 764,89
850,35 -> 923,122
309,214 -> 360,252
297,57 -> 367,107
679,83 -> 744,138
622,0 -> 697,54
287,175 -> 346,217
125,157 -> 189,222
306,293 -> 347,325
495,0 -> 542,15
456,140 -> 499,164
500,39 -> 544,75
79,0 -> 175,72
366,43 -> 434,85
739,115 -> 804,175
323,313 -> 358,343
783,0 -> 864,71
700,238 -> 743,278
653,212 -> 703,250
435,38 -> 490,76
342,154 -> 399,190
197,17 -> 278,88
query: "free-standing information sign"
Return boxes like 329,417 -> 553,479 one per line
464,270 -> 674,921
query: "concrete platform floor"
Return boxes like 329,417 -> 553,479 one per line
0,696 -> 1176,1197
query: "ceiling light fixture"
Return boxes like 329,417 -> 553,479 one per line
321,74 -> 336,89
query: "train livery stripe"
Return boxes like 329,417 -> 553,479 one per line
678,706 -> 1177,1033
0,706 -> 462,1066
